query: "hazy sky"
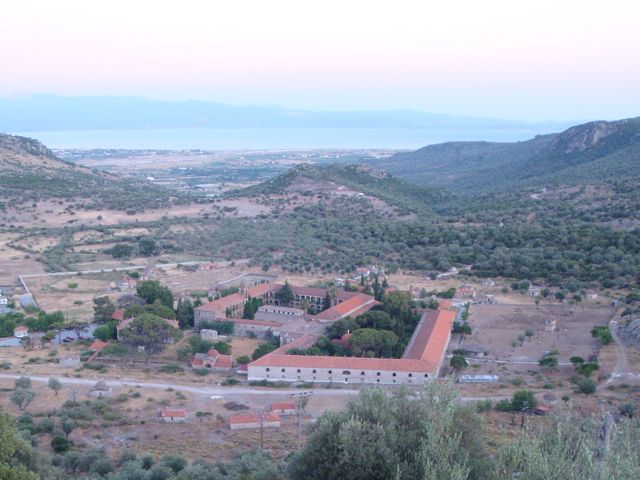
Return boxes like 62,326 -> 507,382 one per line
2,0 -> 639,121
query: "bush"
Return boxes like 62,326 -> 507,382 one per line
221,377 -> 239,386
576,377 -> 597,394
591,326 -> 613,346
159,364 -> 184,374
236,355 -> 251,364
51,435 -> 71,453
193,369 -> 209,376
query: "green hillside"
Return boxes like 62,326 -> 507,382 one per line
377,117 -> 640,193
0,133 -> 183,211
228,163 -> 452,214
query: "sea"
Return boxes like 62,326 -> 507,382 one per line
12,127 -> 553,150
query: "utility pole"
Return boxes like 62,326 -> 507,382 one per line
290,391 -> 313,453
259,412 -> 264,450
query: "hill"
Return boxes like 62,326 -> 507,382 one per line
377,117 -> 640,193
0,133 -> 180,211
227,163 -> 452,215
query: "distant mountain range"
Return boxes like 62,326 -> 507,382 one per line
0,95 -> 570,132
375,117 -> 640,192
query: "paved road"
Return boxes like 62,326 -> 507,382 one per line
0,373 -> 508,402
0,373 -> 360,397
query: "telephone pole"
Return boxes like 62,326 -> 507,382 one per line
290,391 -> 313,453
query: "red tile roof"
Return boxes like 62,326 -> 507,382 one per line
89,340 -> 108,352
403,310 -> 455,365
251,353 -> 434,372
229,413 -> 259,425
160,408 -> 187,418
13,326 -> 28,333
197,292 -> 245,312
111,309 -> 125,321
246,283 -> 274,298
438,299 -> 453,310
229,412 -> 280,425
215,354 -> 234,369
315,294 -> 377,321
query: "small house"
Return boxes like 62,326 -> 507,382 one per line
586,290 -> 598,300
544,319 -> 557,333
200,329 -> 219,341
270,402 -> 296,416
90,381 -> 112,398
59,355 -> 81,367
158,408 -> 187,423
13,326 -> 29,338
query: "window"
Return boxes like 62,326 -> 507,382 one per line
424,374 -> 429,377
312,369 -> 317,374
392,373 -> 396,377
376,379 -> 380,383
266,368 -> 270,372
342,370 -> 351,375
297,369 -> 301,373
408,373 -> 413,377
361,371 -> 365,376
328,370 -> 332,374
281,368 -> 286,372
377,372 -> 381,376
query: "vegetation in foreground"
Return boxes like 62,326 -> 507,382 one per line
2,382 -> 640,480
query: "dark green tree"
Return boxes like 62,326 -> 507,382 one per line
119,313 -> 182,363
136,280 -> 174,309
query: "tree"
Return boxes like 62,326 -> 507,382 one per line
0,409 -> 40,479
107,243 -> 133,259
539,355 -> 558,369
138,237 -> 159,256
61,419 -> 75,438
517,334 -> 526,346
47,378 -> 62,397
119,313 -> 182,363
288,383 -> 489,480
11,389 -> 36,411
277,281 -> 294,306
450,353 -> 468,371
349,328 -> 399,358
252,342 -> 279,360
524,328 -> 535,342
93,296 -> 116,324
576,377 -> 596,394
136,280 -> 174,309
14,377 -> 31,390
242,297 -> 262,320
511,390 -> 538,411
51,436 -> 70,453
591,326 -> 613,346
176,298 -> 195,328
93,322 -> 116,341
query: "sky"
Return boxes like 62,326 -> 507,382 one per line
1,0 -> 639,121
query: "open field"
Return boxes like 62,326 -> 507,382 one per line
466,304 -> 615,363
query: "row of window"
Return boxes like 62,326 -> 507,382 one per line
264,367 -> 428,378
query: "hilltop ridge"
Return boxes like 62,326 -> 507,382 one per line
377,116 -> 640,192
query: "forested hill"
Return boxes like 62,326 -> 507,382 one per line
228,163 -> 453,214
0,132 -> 180,211
376,117 -> 640,193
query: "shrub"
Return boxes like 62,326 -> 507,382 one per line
159,364 -> 184,374
51,435 -> 71,453
236,355 -> 251,364
194,369 -> 209,376
221,377 -> 239,386
576,377 -> 597,394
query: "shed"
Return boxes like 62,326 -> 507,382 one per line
158,408 -> 187,423
89,381 -> 112,397
457,374 -> 499,384
59,355 -> 81,367
270,402 -> 296,416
